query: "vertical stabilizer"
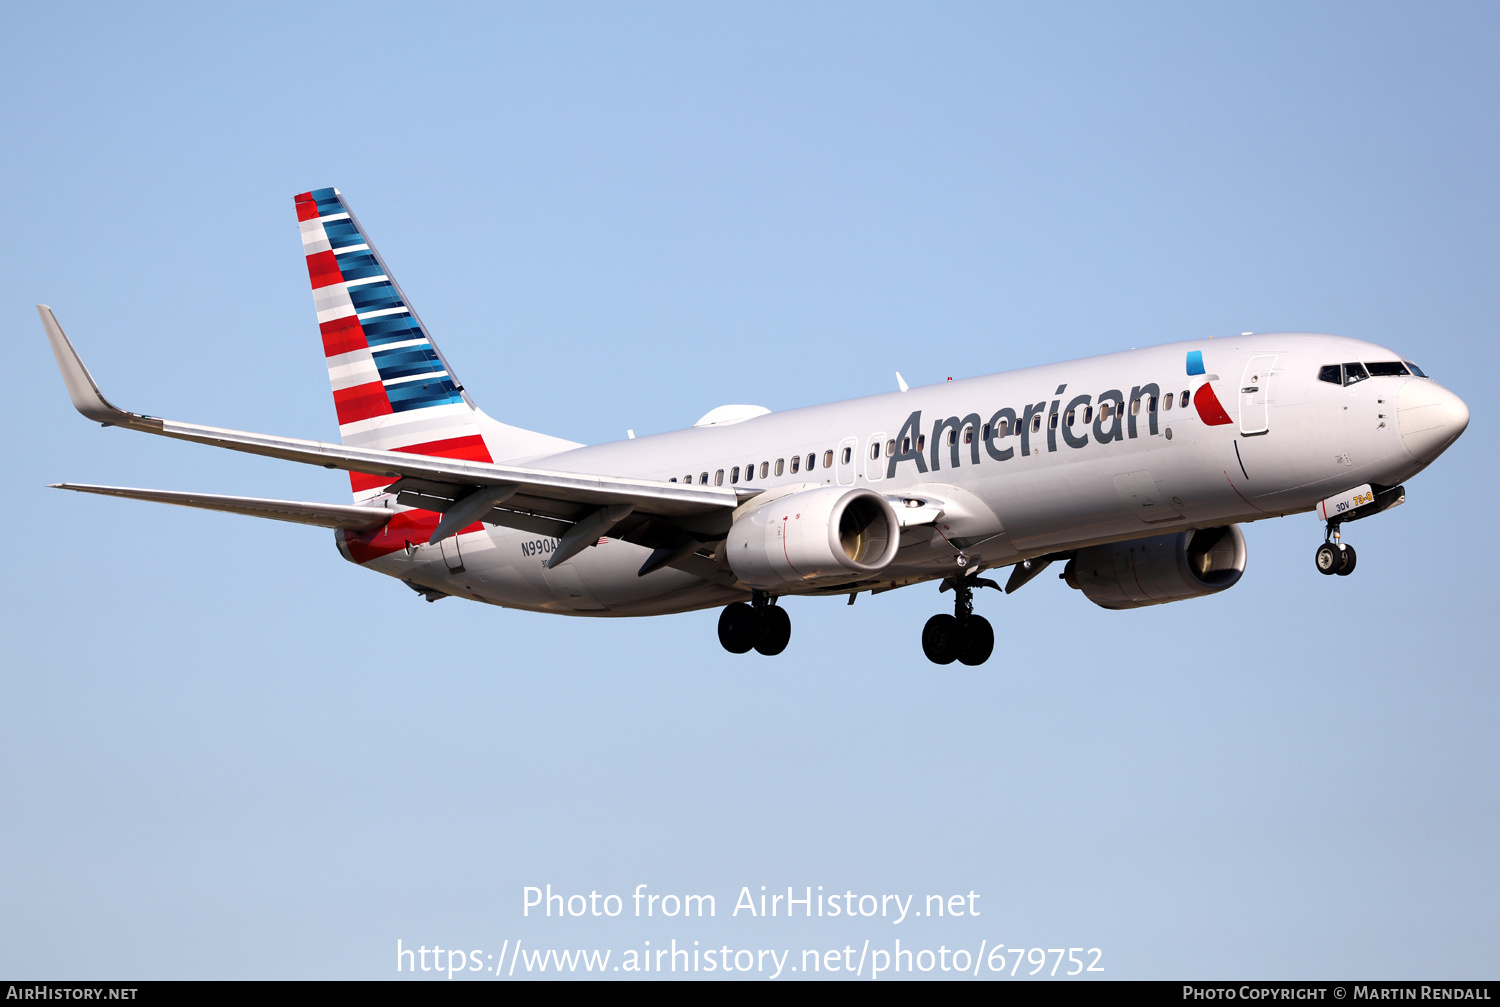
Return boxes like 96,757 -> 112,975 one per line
294,188 -> 578,500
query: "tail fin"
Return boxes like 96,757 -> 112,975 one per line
295,187 -> 577,500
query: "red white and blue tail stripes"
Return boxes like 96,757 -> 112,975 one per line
295,188 -> 494,499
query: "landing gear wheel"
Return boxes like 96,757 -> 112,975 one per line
1315,543 -> 1340,575
1335,544 -> 1357,576
754,606 -> 792,656
958,615 -> 994,666
922,614 -> 963,665
717,602 -> 760,654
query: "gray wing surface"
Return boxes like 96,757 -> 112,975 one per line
40,306 -> 741,557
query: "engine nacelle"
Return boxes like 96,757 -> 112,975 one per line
1063,524 -> 1247,610
727,486 -> 901,589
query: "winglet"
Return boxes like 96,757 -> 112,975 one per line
37,305 -> 154,428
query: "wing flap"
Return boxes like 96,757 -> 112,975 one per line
52,484 -> 393,531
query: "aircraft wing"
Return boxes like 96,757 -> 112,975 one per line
40,307 -> 742,550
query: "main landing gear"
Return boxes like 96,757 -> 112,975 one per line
717,591 -> 792,656
922,574 -> 1001,666
1315,524 -> 1357,577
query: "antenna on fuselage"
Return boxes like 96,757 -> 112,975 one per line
895,372 -> 909,393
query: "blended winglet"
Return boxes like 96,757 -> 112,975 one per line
38,305 -> 157,429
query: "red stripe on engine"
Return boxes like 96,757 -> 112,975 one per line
333,381 -> 392,426
295,194 -> 320,222
305,249 -> 343,289
342,510 -> 486,564
320,315 -> 368,356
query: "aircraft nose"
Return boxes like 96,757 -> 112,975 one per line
1397,379 -> 1469,464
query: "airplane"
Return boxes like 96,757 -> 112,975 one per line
39,187 -> 1471,665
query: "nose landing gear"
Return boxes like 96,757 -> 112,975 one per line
923,574 -> 1001,666
1315,525 -> 1357,577
717,591 -> 792,656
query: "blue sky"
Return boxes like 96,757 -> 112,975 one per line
2,1 -> 1496,979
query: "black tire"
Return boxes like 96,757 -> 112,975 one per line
958,615 -> 995,666
754,606 -> 792,656
1315,543 -> 1340,575
717,603 -> 760,654
921,614 -> 962,665
1335,544 -> 1357,576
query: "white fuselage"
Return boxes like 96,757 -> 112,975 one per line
362,333 -> 1463,615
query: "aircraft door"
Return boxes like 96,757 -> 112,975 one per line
1239,354 -> 1276,436
864,433 -> 886,482
836,437 -> 858,485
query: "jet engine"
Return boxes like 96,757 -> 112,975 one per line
726,486 -> 901,589
1063,524 -> 1247,610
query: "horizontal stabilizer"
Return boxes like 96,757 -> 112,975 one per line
52,483 -> 394,531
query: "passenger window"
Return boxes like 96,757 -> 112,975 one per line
1162,394 -> 1173,410
982,423 -> 990,439
730,466 -> 740,484
885,439 -> 895,456
1343,362 -> 1369,386
774,458 -> 784,476
715,469 -> 724,486
700,472 -> 709,485
901,436 -> 911,454
1148,395 -> 1158,413
789,455 -> 800,474
1131,398 -> 1141,416
1031,414 -> 1042,433
823,450 -> 834,468
1318,365 -> 1342,385
839,447 -> 850,464
760,461 -> 769,479
947,429 -> 957,446
1048,412 -> 1058,430
998,418 -> 1010,436
1064,409 -> 1074,426
1180,389 -> 1190,404
806,453 -> 816,470
916,435 -> 925,452
869,442 -> 879,461
669,477 -> 677,483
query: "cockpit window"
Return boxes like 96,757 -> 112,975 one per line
1318,365 -> 1342,385
1365,361 -> 1410,377
1405,361 -> 1427,378
1342,362 -> 1369,385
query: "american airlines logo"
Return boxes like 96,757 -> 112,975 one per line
887,351 -> 1232,477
